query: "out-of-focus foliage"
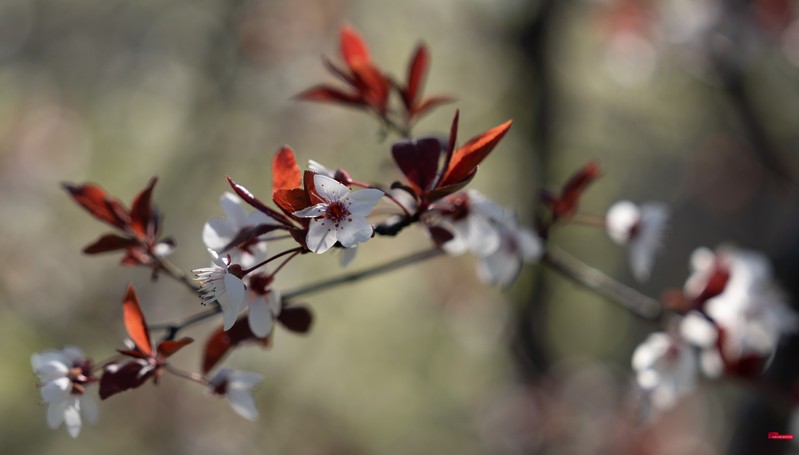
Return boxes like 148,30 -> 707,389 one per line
4,0 -> 799,453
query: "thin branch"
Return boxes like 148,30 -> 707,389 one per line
543,245 -> 662,320
283,248 -> 443,300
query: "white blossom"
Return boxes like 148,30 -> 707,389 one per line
208,368 -> 263,421
247,288 -> 281,338
632,332 -> 697,410
31,346 -> 98,438
203,192 -> 276,269
193,248 -> 246,331
293,174 -> 383,254
606,200 -> 668,282
476,214 -> 543,288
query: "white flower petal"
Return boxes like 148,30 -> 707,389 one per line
467,215 -> 500,257
305,219 -> 339,254
230,371 -> 265,388
293,203 -> 328,219
63,398 -> 82,438
346,189 -> 384,216
340,247 -> 358,267
220,192 -> 249,227
467,189 -> 507,222
248,296 -> 274,338
313,174 -> 349,202
41,377 -> 71,402
606,200 -> 639,245
336,217 -> 373,248
61,346 -> 85,364
203,217 -> 237,251
80,394 -> 99,424
46,398 -> 68,429
227,389 -> 259,421
476,249 -> 522,288
220,274 -> 245,330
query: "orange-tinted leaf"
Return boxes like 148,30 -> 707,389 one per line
412,95 -> 456,119
122,284 -> 152,356
63,182 -> 128,229
83,234 -> 137,254
340,25 -> 370,68
405,44 -> 428,107
350,62 -> 389,113
157,337 -> 194,358
129,177 -> 157,237
440,119 -> 512,187
427,169 -> 476,202
272,146 -> 302,193
304,170 -> 324,205
273,188 -> 312,215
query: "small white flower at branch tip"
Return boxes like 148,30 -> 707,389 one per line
307,159 -> 335,178
247,288 -> 281,338
31,346 -> 98,438
632,332 -> 697,411
193,248 -> 246,331
208,368 -> 264,421
293,174 -> 384,254
203,192 -> 275,269
605,200 -> 668,282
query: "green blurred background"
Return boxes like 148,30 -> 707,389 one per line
4,0 -> 799,453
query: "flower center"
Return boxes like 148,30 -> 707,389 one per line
325,201 -> 351,224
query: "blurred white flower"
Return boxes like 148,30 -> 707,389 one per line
246,287 -> 281,338
293,174 -> 383,254
606,200 -> 668,282
476,214 -> 543,288
680,246 -> 797,376
632,332 -> 697,410
31,346 -> 98,438
208,368 -> 264,421
193,248 -> 246,331
203,192 -> 276,269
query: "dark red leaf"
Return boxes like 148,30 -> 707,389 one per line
221,223 -> 287,253
694,262 -> 731,307
99,361 -> 152,400
391,137 -> 442,194
439,110 -> 460,188
201,318 -> 271,374
427,226 -> 455,248
405,44 -> 428,107
83,234 -> 138,254
304,170 -> 325,205
440,120 -> 512,187
277,306 -> 313,334
350,62 -> 390,114
426,169 -> 476,202
122,285 -> 153,357
63,183 -> 128,229
272,146 -> 302,193
295,86 -> 363,106
340,25 -> 370,68
157,337 -> 194,358
129,177 -> 157,238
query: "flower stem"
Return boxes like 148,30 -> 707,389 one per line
543,245 -> 662,320
241,247 -> 305,275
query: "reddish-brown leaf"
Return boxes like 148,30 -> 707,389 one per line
295,86 -> 363,106
277,306 -> 313,334
122,284 -> 153,357
63,183 -> 128,229
304,170 -> 325,205
350,62 -> 390,113
99,361 -> 152,400
201,318 -> 270,374
440,120 -> 512,187
426,169 -> 476,202
129,177 -> 157,237
157,337 -> 194,358
272,146 -> 302,193
412,95 -> 456,119
340,25 -> 370,68
405,44 -> 428,107
273,188 -> 312,215
83,234 -> 138,254
555,161 -> 601,218
391,137 -> 442,195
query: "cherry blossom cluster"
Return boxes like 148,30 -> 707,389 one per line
32,24 -> 796,438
